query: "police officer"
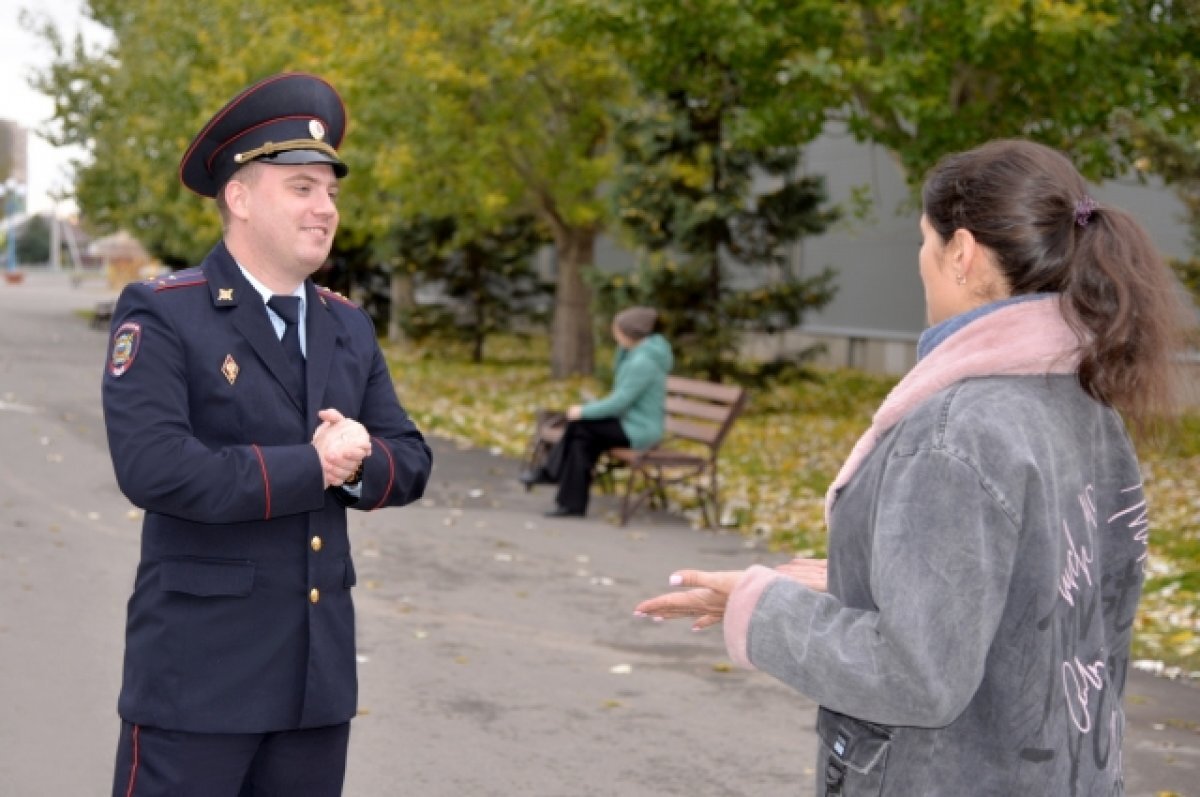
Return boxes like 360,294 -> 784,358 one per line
103,72 -> 433,796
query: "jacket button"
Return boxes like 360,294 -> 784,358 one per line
309,588 -> 320,604
311,535 -> 323,552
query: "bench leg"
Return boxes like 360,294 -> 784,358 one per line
618,465 -> 659,526
693,465 -> 720,528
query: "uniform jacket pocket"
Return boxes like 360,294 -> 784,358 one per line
159,557 -> 255,597
816,707 -> 893,796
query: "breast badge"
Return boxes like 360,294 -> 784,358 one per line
222,354 -> 240,385
108,322 -> 142,377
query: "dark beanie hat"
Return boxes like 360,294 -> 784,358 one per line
614,306 -> 658,341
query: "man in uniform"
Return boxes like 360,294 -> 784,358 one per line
103,72 -> 432,796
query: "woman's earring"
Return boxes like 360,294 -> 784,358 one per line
955,272 -> 967,286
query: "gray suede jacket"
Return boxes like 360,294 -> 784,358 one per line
747,375 -> 1145,796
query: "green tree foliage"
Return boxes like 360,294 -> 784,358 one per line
401,216 -> 551,362
341,0 -> 630,376
28,0 -> 1200,380
31,0 -> 627,376
1109,0 -> 1200,309
26,0 -> 355,266
557,1 -> 842,379
827,1 -> 1188,182
595,102 -> 839,380
16,214 -> 52,264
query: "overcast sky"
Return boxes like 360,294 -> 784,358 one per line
2,0 -> 110,215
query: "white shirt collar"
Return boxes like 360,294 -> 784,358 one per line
235,262 -> 306,306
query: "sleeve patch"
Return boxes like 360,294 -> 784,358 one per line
109,322 -> 142,377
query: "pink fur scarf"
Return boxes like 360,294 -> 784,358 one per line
825,296 -> 1083,524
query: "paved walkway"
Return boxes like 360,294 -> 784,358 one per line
0,268 -> 1196,796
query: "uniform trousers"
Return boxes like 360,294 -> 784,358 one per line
543,418 -> 630,514
112,720 -> 350,797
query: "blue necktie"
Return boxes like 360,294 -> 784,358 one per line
266,295 -> 305,401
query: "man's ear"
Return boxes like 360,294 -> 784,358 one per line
224,177 -> 251,222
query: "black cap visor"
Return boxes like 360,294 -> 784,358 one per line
254,148 -> 348,177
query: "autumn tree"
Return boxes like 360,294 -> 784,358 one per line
339,1 -> 630,376
1109,0 -> 1200,309
16,214 -> 52,264
399,216 -> 551,362
823,1 -> 1198,183
31,0 -> 1200,376
560,1 -> 844,379
31,1 -> 618,377
26,0 -> 364,265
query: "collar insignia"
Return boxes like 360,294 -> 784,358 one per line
222,354 -> 239,385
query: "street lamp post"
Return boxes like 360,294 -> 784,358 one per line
2,178 -> 26,276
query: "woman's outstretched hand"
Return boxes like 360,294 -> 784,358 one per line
633,559 -> 828,632
633,570 -> 745,631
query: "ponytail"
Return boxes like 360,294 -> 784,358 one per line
1062,206 -> 1187,430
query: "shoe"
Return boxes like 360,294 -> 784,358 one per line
518,468 -> 554,492
544,506 -> 585,518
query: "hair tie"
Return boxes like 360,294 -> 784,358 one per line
1074,195 -> 1098,228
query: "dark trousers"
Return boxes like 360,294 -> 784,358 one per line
543,418 -> 630,514
112,720 -> 350,797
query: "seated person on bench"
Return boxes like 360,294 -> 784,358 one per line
521,306 -> 673,518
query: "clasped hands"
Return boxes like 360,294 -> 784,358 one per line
312,408 -> 371,488
633,558 -> 828,632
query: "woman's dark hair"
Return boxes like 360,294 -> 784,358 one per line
922,139 -> 1188,428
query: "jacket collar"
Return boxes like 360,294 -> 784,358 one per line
200,242 -> 349,425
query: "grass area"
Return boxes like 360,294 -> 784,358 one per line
386,334 -> 1200,672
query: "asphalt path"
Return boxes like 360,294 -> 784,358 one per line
0,270 -> 1196,796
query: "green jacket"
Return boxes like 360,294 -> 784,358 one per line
580,334 -> 673,450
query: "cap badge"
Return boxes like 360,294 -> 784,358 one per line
222,354 -> 240,385
109,322 -> 142,377
309,119 -> 326,141
218,287 -> 235,302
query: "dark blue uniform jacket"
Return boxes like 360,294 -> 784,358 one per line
102,242 -> 432,733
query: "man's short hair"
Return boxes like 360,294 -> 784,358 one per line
214,163 -> 264,228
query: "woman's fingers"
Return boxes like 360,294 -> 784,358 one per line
635,591 -> 699,618
635,571 -> 745,627
667,569 -> 723,591
691,614 -> 723,631
670,570 -> 744,596
635,588 -> 724,620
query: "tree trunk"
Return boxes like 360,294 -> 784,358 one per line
550,226 -> 595,378
388,272 -> 415,343
469,249 -> 486,363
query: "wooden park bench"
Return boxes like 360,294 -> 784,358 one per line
524,375 -> 749,526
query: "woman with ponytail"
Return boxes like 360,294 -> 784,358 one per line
634,140 -> 1191,795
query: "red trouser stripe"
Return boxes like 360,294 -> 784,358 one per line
125,724 -> 140,797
